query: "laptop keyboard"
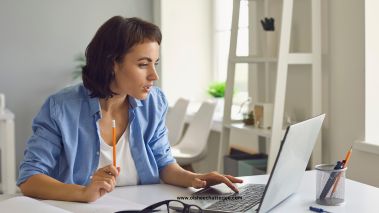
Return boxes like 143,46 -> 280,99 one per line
206,184 -> 266,212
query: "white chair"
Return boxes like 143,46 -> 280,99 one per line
166,98 -> 189,146
171,101 -> 216,169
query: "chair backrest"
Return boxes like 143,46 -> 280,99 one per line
176,101 -> 216,156
166,98 -> 190,146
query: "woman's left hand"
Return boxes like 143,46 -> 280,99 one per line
191,171 -> 243,193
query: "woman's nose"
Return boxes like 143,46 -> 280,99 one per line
148,67 -> 159,81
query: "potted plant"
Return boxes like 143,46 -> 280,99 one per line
207,82 -> 226,113
207,81 -> 226,98
72,53 -> 85,81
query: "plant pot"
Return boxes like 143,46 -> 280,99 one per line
213,98 -> 224,114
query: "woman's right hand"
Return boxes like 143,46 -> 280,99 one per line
81,165 -> 120,202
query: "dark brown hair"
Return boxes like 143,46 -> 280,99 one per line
82,16 -> 162,98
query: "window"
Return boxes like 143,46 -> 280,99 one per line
365,0 -> 379,145
159,0 -> 213,104
214,0 -> 249,104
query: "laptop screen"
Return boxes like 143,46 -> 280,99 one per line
258,114 -> 325,212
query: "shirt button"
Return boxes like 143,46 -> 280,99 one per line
96,151 -> 99,155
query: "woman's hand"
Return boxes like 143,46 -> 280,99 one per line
191,171 -> 243,193
81,165 -> 120,202
160,164 -> 243,193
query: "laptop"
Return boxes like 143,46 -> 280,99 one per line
183,114 -> 325,213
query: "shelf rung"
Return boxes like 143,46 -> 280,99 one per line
223,119 -> 243,127
230,56 -> 277,64
225,123 -> 287,138
229,123 -> 272,138
230,54 -> 315,65
287,53 -> 313,64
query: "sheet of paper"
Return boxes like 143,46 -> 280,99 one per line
0,196 -> 71,213
43,194 -> 146,213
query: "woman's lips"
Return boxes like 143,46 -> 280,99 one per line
143,84 -> 153,92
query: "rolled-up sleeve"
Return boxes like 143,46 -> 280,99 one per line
149,90 -> 176,171
17,97 -> 62,186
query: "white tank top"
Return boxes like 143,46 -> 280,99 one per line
96,123 -> 139,186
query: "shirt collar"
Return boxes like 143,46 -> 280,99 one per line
128,95 -> 143,108
82,85 -> 143,113
88,96 -> 101,117
81,85 -> 100,116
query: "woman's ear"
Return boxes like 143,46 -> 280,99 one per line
112,60 -> 119,77
112,55 -> 124,74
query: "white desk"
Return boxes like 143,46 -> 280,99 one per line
1,171 -> 378,212
0,109 -> 16,194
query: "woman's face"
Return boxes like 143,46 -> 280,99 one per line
111,40 -> 160,100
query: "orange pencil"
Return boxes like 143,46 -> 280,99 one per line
343,145 -> 353,167
331,146 -> 353,196
112,119 -> 117,167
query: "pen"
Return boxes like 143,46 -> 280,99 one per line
112,119 -> 117,167
309,206 -> 332,213
319,161 -> 343,199
330,146 -> 353,196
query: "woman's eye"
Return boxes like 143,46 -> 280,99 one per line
154,62 -> 159,66
138,64 -> 148,68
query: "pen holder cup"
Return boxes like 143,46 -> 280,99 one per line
315,164 -> 347,206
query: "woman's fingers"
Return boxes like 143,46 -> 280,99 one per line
94,180 -> 112,193
92,176 -> 116,189
101,165 -> 119,177
224,175 -> 244,183
198,172 -> 240,193
191,178 -> 207,189
91,164 -> 119,190
217,175 -> 239,193
93,170 -> 116,181
83,180 -> 113,202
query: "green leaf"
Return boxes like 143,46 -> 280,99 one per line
207,82 -> 226,98
72,53 -> 86,80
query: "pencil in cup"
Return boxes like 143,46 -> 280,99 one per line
318,162 -> 343,199
316,164 -> 347,206
331,146 -> 352,197
112,119 -> 117,167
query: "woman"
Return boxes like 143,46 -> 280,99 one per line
17,16 -> 242,202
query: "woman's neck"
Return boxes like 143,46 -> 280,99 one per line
99,95 -> 128,113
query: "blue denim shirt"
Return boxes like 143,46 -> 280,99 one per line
17,84 -> 176,186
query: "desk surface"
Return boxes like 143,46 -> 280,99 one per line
1,171 -> 378,212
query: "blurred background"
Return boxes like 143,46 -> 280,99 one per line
0,0 -> 378,191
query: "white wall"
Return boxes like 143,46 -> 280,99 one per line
327,0 -> 365,166
0,0 -> 153,177
349,144 -> 379,187
281,0 -> 376,185
160,0 -> 213,104
365,0 -> 379,143
253,0 -> 377,185
1,0 -> 377,187
327,0 -> 379,185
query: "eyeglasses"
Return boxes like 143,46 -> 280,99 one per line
141,199 -> 203,213
115,199 -> 203,213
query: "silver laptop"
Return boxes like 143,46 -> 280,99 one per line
184,114 -> 325,213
